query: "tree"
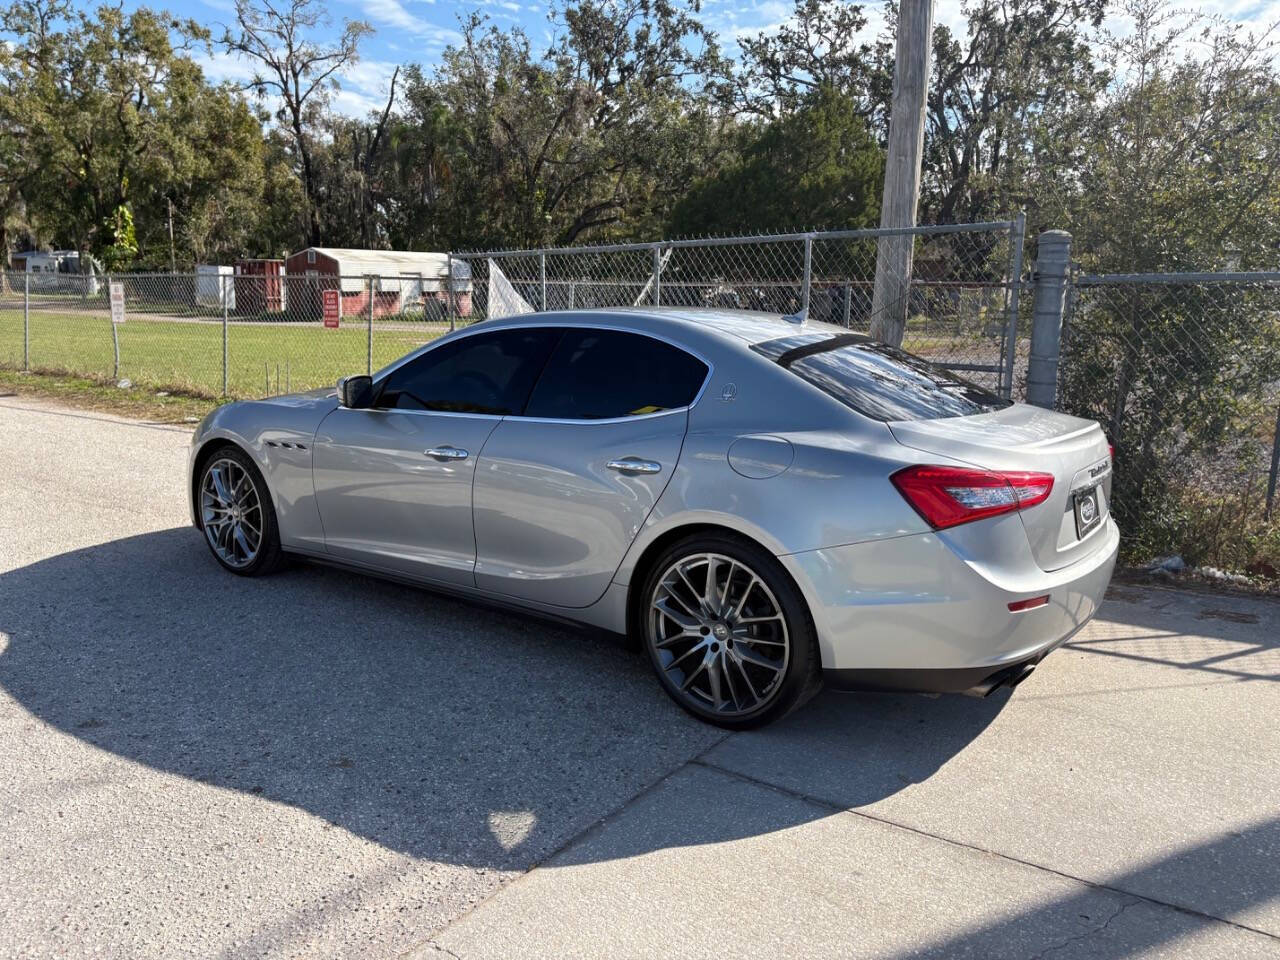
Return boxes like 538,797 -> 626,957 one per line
385,1 -> 729,250
0,0 -> 70,268
668,86 -> 882,237
1057,0 -> 1280,559
733,0 -> 882,122
3,2 -> 226,265
221,0 -> 371,246
1,0 -> 307,268
907,0 -> 1107,229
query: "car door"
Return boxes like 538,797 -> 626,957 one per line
311,327 -> 561,585
472,327 -> 711,607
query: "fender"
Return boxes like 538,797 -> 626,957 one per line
189,392 -> 338,550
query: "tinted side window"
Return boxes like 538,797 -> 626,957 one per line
524,329 -> 708,420
377,328 -> 561,414
752,333 -> 1010,422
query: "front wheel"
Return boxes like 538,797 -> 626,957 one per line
639,533 -> 821,729
198,447 -> 285,576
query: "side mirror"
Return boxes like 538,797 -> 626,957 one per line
337,375 -> 374,409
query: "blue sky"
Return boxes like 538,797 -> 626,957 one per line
180,0 -> 952,116
173,0 -> 1278,117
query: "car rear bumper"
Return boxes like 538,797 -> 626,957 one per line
780,515 -> 1119,685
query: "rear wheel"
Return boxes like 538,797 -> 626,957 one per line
198,447 -> 285,576
640,533 -> 821,729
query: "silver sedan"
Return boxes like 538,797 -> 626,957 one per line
189,309 -> 1118,728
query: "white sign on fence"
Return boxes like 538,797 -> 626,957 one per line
109,282 -> 125,324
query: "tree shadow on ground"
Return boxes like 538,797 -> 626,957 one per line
0,527 -> 1005,871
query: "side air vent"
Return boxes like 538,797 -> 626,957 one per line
265,440 -> 308,450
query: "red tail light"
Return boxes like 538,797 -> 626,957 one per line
891,465 -> 1055,530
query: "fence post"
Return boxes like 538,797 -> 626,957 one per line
1000,211 -> 1027,399
842,281 -> 852,328
1026,230 -> 1072,409
108,274 -> 120,381
539,253 -> 547,311
652,245 -> 662,307
446,253 -> 456,331
367,276 -> 374,375
23,271 -> 30,371
1266,405 -> 1280,520
801,236 -> 813,316
222,274 -> 229,397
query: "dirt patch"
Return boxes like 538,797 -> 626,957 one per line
1195,608 -> 1261,624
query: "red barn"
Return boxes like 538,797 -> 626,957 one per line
282,247 -> 472,320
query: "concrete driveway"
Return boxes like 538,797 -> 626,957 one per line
0,396 -> 1276,959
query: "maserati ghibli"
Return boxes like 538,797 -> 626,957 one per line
189,308 -> 1118,728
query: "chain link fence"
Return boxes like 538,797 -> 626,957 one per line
1058,272 -> 1280,570
0,271 -> 461,398
455,218 -> 1027,397
1,219 -> 1028,402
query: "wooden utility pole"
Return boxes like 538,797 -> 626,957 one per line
870,0 -> 934,346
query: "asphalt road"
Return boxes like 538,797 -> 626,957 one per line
1,395 -> 1277,959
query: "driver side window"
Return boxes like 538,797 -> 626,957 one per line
376,328 -> 562,415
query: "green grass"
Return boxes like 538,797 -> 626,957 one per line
0,308 -> 446,398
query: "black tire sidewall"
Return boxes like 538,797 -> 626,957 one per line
199,447 -> 283,577
639,532 -> 820,730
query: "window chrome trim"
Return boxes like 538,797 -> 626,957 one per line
340,406 -> 505,421
369,318 -> 715,424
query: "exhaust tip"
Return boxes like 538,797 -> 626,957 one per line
965,662 -> 1037,698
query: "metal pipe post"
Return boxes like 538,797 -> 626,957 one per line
23,272 -> 30,371
801,236 -> 813,316
109,275 -> 120,380
1026,230 -> 1072,409
446,253 -> 456,331
1266,405 -> 1280,519
539,253 -> 547,311
367,276 -> 374,375
222,275 -> 229,397
652,245 -> 662,307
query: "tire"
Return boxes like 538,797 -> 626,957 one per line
197,446 -> 286,577
638,532 -> 822,729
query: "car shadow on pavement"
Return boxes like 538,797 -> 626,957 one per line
0,527 -> 1005,872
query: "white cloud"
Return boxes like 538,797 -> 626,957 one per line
362,0 -> 462,44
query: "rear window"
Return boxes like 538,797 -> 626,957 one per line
751,333 -> 1010,422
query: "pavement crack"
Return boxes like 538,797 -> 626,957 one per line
1026,897 -> 1141,960
689,757 -> 1280,944
402,728 -> 735,958
412,941 -> 463,959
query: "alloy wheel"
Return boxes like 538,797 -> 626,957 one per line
201,457 -> 264,570
647,552 -> 791,718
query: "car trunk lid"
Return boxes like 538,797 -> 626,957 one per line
889,404 -> 1112,572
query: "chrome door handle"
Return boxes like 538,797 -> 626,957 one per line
607,458 -> 662,475
426,445 -> 469,461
